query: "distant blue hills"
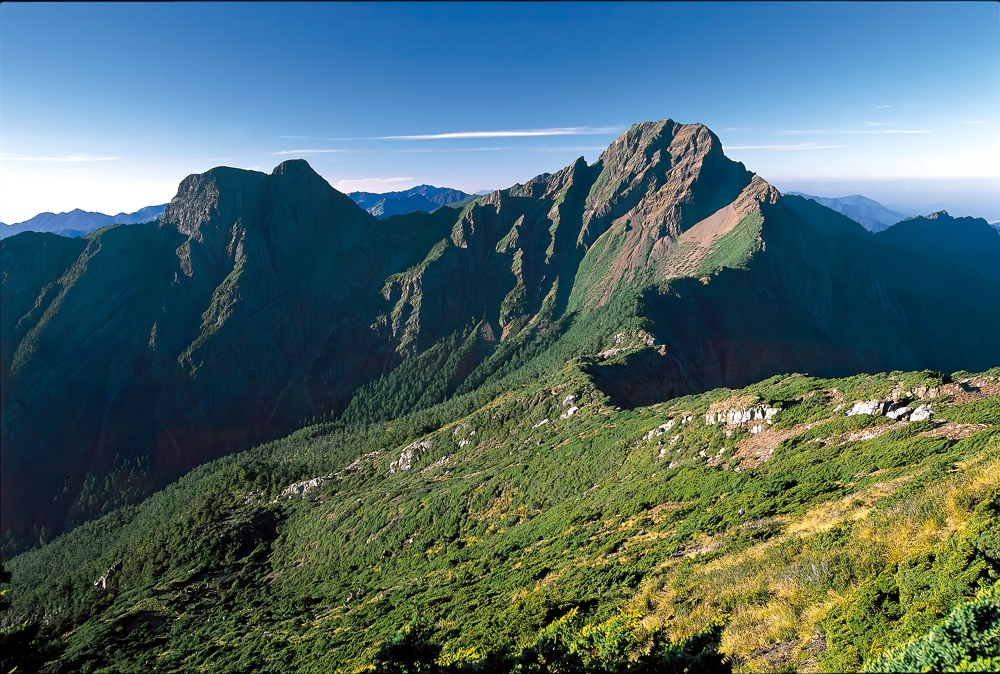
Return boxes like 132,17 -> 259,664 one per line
785,193 -> 909,233
0,204 -> 167,239
348,184 -> 472,219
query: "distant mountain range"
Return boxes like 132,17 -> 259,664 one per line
0,204 -> 167,239
348,184 -> 472,219
785,192 -> 908,232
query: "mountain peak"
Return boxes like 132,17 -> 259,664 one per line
271,158 -> 319,177
348,183 -> 473,219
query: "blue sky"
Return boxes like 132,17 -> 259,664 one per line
2,1 -> 998,223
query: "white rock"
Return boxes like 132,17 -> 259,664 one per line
846,400 -> 884,416
886,406 -> 911,420
642,420 -> 675,442
282,476 -> 324,497
910,404 -> 934,422
388,440 -> 431,474
560,406 -> 579,419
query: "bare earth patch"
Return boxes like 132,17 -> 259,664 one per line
919,422 -> 990,441
841,421 -> 907,443
950,378 -> 1000,403
731,420 -> 831,469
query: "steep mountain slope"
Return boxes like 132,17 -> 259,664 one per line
349,185 -> 471,219
3,119 -> 999,558
0,204 -> 167,239
3,365 -> 997,672
786,193 -> 907,232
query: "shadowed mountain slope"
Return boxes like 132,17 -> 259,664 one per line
2,119 -> 998,553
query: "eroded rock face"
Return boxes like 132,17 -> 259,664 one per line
705,405 -> 781,426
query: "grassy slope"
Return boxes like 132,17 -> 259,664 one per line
2,364 -> 998,673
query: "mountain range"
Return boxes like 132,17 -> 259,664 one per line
5,187 -> 984,244
1,118 -> 998,672
785,193 -> 908,232
0,204 -> 167,239
348,184 -> 472,219
3,118 -> 998,553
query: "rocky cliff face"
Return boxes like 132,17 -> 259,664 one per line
2,120 -> 998,553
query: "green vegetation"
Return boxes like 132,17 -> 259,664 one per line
2,365 -> 996,672
863,582 -> 1000,673
696,211 -> 763,276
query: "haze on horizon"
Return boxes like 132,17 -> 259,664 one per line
1,1 -> 998,224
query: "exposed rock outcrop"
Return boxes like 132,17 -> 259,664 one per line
282,477 -> 324,497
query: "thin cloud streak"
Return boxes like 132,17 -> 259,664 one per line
3,153 -> 119,162
778,129 -> 931,136
381,127 -> 623,140
286,127 -> 623,141
271,149 -> 344,155
962,120 -> 985,124
875,105 -> 892,109
395,147 -> 510,154
532,146 -> 607,152
725,143 -> 847,151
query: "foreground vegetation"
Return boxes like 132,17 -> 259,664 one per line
2,360 -> 998,672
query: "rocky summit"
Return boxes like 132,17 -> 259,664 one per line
3,119 -> 999,555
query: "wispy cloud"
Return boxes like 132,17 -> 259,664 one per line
3,153 -> 119,162
862,121 -> 887,126
719,127 -> 752,133
778,128 -> 930,135
285,126 -> 623,141
335,177 -> 413,191
271,148 -> 344,155
395,147 -> 509,154
532,146 -> 607,152
725,143 -> 847,151
962,120 -> 985,125
875,105 -> 892,109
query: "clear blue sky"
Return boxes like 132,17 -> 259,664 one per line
2,1 -> 998,223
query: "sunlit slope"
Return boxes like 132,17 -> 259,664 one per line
4,365 -> 997,672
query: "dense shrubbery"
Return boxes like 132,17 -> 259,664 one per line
864,581 -> 1000,673
372,611 -> 730,673
1,366 -> 997,672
